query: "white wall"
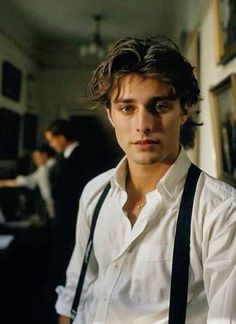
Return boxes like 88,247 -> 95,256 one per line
198,4 -> 236,177
36,48 -> 113,139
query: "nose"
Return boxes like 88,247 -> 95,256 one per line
135,107 -> 153,133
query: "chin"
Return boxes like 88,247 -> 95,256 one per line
131,154 -> 163,166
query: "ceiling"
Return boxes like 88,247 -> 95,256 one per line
4,0 -> 208,51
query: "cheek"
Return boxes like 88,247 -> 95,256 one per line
114,119 -> 131,136
51,141 -> 60,150
114,124 -> 126,142
163,115 -> 182,136
112,120 -> 131,148
39,157 -> 44,164
107,112 -> 115,127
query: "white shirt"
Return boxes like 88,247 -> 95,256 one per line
63,142 -> 79,158
56,149 -> 236,323
16,158 -> 55,218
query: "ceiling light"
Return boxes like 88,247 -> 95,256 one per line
79,14 -> 106,59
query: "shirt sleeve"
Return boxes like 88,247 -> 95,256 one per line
55,186 -> 99,317
203,197 -> 236,323
16,172 -> 38,189
36,166 -> 54,218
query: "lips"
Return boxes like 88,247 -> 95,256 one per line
133,139 -> 159,145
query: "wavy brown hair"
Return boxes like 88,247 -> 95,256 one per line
89,36 -> 202,149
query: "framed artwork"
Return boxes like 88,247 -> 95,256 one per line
213,0 -> 236,64
1,61 -> 22,102
209,74 -> 236,186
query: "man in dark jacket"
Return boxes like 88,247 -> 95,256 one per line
45,118 -> 97,286
45,118 -> 97,324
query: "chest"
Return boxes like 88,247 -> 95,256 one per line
93,190 -> 200,267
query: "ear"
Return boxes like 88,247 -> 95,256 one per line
106,108 -> 115,127
180,105 -> 189,124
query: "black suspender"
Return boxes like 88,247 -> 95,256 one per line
168,163 -> 201,323
70,182 -> 111,323
70,163 -> 201,323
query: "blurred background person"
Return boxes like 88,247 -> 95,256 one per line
0,144 -> 56,220
45,118 -> 99,322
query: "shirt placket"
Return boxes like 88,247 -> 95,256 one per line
94,193 -> 163,323
93,252 -> 127,323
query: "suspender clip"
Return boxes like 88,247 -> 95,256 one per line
70,308 -> 77,321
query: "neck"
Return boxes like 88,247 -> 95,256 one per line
123,153 -> 179,226
123,163 -> 172,227
63,140 -> 77,151
126,161 -> 173,195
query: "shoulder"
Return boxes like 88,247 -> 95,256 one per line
46,158 -> 56,168
69,145 -> 87,164
78,168 -> 114,209
76,168 -> 114,225
68,145 -> 80,157
36,164 -> 49,176
195,170 -> 236,239
198,171 -> 236,204
83,169 -> 114,197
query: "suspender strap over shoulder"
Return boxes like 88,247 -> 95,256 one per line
168,163 -> 201,324
70,182 -> 111,323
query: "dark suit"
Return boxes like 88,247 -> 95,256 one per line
50,144 -> 96,288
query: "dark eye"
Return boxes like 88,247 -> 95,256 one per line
154,102 -> 170,113
120,105 -> 134,113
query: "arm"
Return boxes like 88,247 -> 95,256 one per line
15,172 -> 38,189
0,172 -> 38,189
58,315 -> 70,324
55,184 -> 99,320
36,166 -> 54,218
0,179 -> 18,187
203,197 -> 236,322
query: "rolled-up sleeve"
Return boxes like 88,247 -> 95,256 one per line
16,173 -> 37,189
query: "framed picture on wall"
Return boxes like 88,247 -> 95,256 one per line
209,74 -> 236,186
1,61 -> 22,102
213,0 -> 236,64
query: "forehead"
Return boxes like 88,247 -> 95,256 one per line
109,74 -> 172,103
46,131 -> 59,140
32,151 -> 45,158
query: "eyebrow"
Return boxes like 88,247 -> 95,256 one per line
113,95 -> 174,104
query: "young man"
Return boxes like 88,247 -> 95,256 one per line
0,144 -> 55,219
56,37 -> 236,323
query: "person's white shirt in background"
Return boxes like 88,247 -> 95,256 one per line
63,142 -> 79,158
16,157 -> 55,218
